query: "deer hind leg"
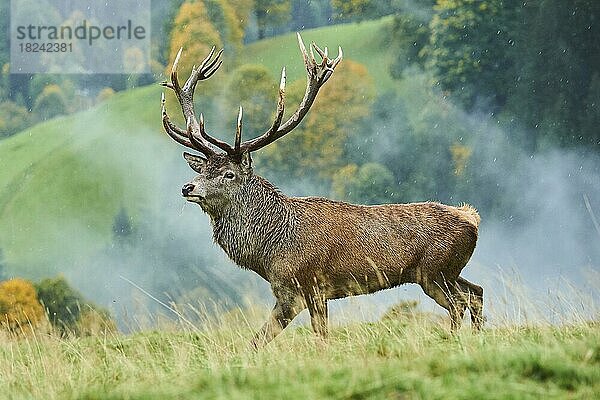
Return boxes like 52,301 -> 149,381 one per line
456,277 -> 484,331
251,287 -> 304,349
304,292 -> 329,339
420,277 -> 465,332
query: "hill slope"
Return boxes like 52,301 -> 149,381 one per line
0,17 -> 394,279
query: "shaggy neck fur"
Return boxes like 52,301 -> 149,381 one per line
210,175 -> 298,276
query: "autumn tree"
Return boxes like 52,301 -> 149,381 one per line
205,0 -> 253,55
167,1 -> 223,86
0,278 -> 45,333
165,1 -> 223,125
258,59 -> 375,182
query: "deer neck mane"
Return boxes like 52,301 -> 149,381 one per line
211,174 -> 297,272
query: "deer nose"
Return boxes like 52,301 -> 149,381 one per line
182,183 -> 195,196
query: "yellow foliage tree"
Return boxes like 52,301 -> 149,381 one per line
205,0 -> 253,56
258,59 -> 375,181
165,1 -> 224,126
0,278 -> 45,333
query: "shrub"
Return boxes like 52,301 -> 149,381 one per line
96,87 -> 115,103
0,278 -> 45,333
35,276 -> 84,335
35,276 -> 117,336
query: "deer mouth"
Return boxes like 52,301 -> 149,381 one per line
184,195 -> 204,203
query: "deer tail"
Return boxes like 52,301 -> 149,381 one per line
457,204 -> 481,228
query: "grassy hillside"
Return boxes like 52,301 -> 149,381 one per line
0,18 -> 394,279
1,317 -> 598,399
241,17 -> 395,92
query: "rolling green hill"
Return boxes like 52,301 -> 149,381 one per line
0,17 -> 395,279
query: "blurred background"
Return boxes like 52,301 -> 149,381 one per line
0,0 -> 598,332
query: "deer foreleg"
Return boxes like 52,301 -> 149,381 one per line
251,288 -> 303,348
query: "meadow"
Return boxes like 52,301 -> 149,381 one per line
1,305 -> 598,400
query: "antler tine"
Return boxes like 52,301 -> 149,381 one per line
170,47 -> 183,92
183,47 -> 223,93
297,32 -> 310,71
160,46 -> 239,156
235,106 -> 243,153
201,48 -> 224,77
238,34 -> 342,154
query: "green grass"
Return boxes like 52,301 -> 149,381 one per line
1,316 -> 598,399
241,17 -> 395,92
0,18 -> 394,279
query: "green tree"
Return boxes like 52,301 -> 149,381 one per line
416,0 -> 600,149
223,64 -> 278,140
112,207 -> 134,243
331,163 -> 396,205
389,0 -> 434,78
33,84 -> 68,121
254,0 -> 290,39
422,0 -> 516,110
502,0 -> 600,148
580,73 -> 600,146
35,277 -> 83,335
0,101 -> 31,138
332,0 -> 394,22
290,0 -> 333,31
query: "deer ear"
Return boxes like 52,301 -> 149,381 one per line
240,151 -> 252,173
183,152 -> 206,173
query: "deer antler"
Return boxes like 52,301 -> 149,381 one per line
237,33 -> 342,154
161,34 -> 342,158
160,46 -> 233,156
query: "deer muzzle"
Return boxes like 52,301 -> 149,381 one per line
182,183 -> 196,197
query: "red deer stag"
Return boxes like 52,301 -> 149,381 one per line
160,34 -> 484,347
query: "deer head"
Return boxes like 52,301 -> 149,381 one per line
160,34 -> 342,213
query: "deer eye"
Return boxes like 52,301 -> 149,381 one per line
224,171 -> 235,180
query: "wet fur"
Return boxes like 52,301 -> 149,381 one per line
185,156 -> 484,346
